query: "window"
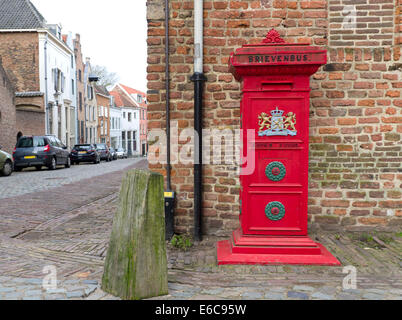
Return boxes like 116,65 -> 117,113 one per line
78,70 -> 82,82
35,137 -> 46,147
128,113 -> 132,122
71,79 -> 75,95
79,92 -> 82,111
17,137 -> 33,148
123,112 -> 126,119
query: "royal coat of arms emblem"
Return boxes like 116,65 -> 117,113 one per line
258,107 -> 297,137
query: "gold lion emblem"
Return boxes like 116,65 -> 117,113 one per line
258,107 -> 297,137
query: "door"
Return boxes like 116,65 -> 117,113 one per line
241,93 -> 310,236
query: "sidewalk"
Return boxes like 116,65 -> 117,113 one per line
0,160 -> 400,300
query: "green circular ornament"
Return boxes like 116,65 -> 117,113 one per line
265,201 -> 286,221
265,162 -> 286,182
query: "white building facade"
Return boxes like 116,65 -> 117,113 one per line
110,105 -> 122,149
121,107 -> 140,157
38,25 -> 77,148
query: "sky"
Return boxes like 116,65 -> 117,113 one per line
31,0 -> 147,93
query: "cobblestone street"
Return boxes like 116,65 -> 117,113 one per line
0,159 -> 401,300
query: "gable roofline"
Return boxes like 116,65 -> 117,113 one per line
0,0 -> 47,30
115,84 -> 143,108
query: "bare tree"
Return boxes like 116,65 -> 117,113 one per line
91,65 -> 119,89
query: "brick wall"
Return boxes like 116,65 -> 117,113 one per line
147,0 -> 402,235
15,109 -> 46,138
0,32 -> 40,92
0,62 -> 16,155
74,34 -> 86,144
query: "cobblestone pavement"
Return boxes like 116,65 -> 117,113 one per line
0,159 -> 401,300
0,157 -> 145,200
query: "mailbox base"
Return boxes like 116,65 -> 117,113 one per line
217,229 -> 341,266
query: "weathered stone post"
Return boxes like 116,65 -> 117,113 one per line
102,169 -> 168,300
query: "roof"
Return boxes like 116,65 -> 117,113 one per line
119,83 -> 146,97
115,83 -> 147,109
0,0 -> 47,30
94,84 -> 110,97
110,90 -> 136,108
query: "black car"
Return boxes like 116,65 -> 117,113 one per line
13,135 -> 71,171
70,144 -> 100,165
95,143 -> 112,162
109,147 -> 118,161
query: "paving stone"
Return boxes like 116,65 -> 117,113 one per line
190,294 -> 222,300
264,292 -> 285,300
287,291 -> 309,300
84,285 -> 98,296
23,296 -> 42,300
45,288 -> 67,294
201,288 -> 224,295
362,292 -> 384,300
241,291 -> 264,300
82,280 -> 98,285
337,293 -> 359,300
25,290 -> 43,296
293,285 -> 315,292
44,294 -> 66,300
66,291 -> 85,299
311,292 -> 333,300
4,292 -> 23,300
0,287 -> 15,293
85,289 -> 108,300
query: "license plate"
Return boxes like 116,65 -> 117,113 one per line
24,156 -> 36,159
79,151 -> 87,154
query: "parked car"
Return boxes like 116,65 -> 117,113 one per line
109,147 -> 118,161
0,145 -> 13,177
95,143 -> 112,162
116,148 -> 128,159
13,136 -> 71,171
70,144 -> 100,165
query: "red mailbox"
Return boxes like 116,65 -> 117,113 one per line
217,30 -> 340,266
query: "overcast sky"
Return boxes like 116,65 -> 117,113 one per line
31,0 -> 147,92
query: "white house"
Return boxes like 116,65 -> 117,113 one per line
110,87 -> 141,157
120,107 -> 140,156
110,104 -> 122,150
38,24 -> 77,148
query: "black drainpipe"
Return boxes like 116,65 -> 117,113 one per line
191,72 -> 207,242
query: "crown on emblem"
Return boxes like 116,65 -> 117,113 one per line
271,107 -> 284,117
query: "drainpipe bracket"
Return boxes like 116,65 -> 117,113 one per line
190,72 -> 207,82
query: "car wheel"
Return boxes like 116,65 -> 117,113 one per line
48,157 -> 57,171
35,166 -> 42,171
1,161 -> 13,176
65,157 -> 71,168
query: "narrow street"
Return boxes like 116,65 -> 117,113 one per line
0,158 -> 401,300
0,158 -> 147,300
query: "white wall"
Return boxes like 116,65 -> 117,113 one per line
39,30 -> 76,147
110,106 -> 122,149
121,107 -> 140,156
